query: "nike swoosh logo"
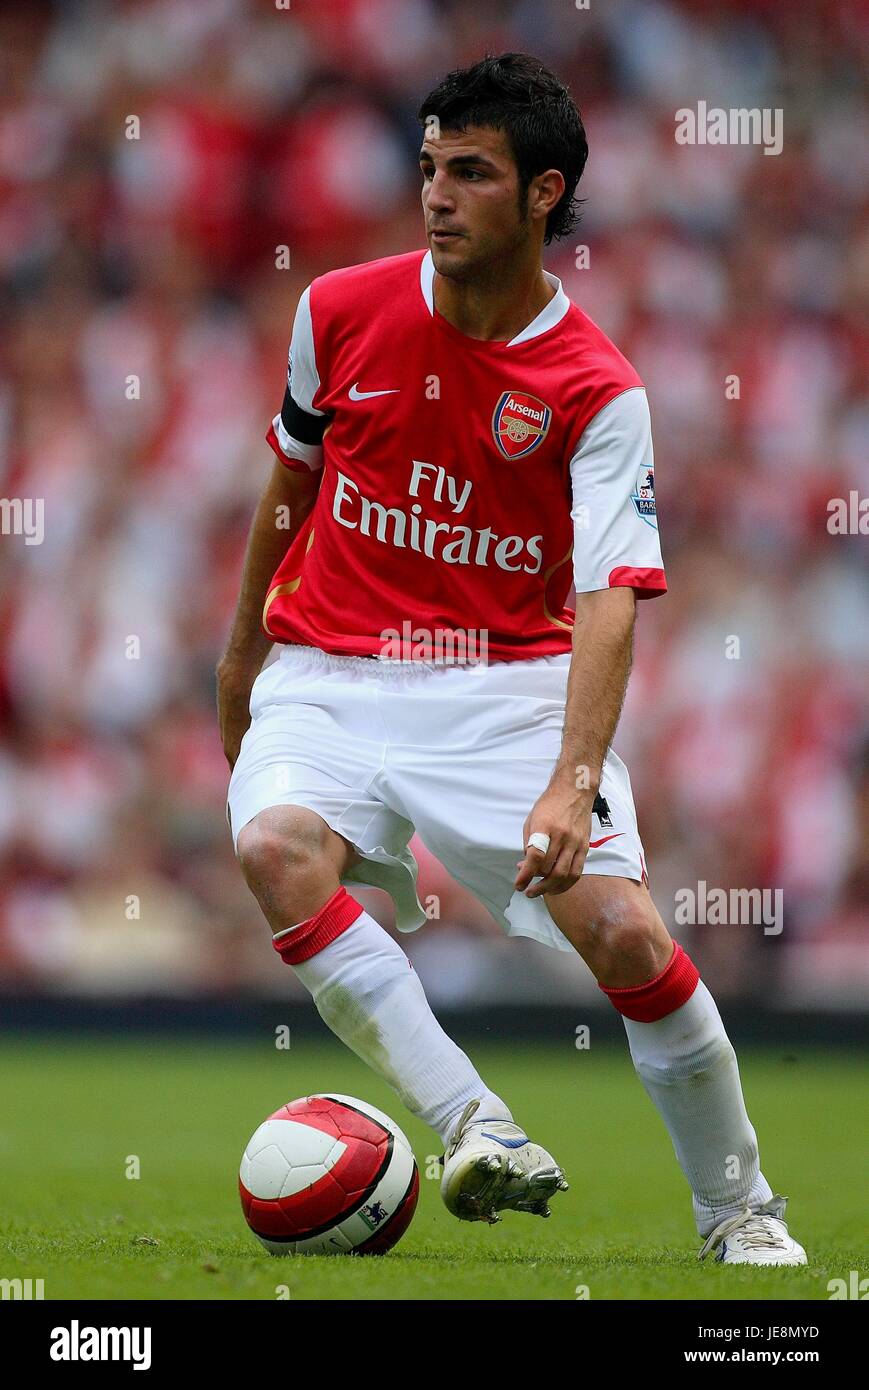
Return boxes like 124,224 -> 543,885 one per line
479,1133 -> 529,1149
588,833 -> 625,848
349,382 -> 400,400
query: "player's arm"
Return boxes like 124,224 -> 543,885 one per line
217,460 -> 320,769
515,386 -> 666,898
217,284 -> 329,768
514,588 -> 635,897
560,587 -> 636,797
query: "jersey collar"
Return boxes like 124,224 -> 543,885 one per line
419,249 -> 570,347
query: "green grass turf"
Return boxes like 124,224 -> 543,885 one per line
0,1036 -> 863,1301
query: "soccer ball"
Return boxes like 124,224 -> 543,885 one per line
239,1093 -> 419,1255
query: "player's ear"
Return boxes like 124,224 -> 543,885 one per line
531,168 -> 565,223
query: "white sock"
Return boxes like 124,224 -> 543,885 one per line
622,981 -> 773,1236
291,910 -> 512,1145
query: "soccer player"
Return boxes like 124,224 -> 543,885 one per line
217,53 -> 805,1265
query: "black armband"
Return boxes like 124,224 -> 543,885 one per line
280,385 -> 329,445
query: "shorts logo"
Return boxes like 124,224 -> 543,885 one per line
492,391 -> 552,460
631,463 -> 657,528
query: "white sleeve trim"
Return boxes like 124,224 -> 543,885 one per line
288,285 -> 325,416
271,414 -> 323,471
569,387 -> 665,594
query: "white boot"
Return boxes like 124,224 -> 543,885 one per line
698,1195 -> 807,1266
440,1100 -> 569,1224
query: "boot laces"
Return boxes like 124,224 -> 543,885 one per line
733,1212 -> 789,1249
698,1198 -> 789,1260
445,1099 -> 481,1159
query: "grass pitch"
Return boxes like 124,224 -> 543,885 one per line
0,1035 -> 863,1301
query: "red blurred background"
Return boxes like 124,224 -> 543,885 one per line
0,0 -> 866,1011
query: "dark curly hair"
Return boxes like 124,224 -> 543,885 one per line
417,52 -> 587,244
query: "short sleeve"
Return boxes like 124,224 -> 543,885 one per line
570,387 -> 667,599
266,285 -> 328,473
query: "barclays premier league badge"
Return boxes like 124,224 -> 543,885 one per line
631,463 -> 657,528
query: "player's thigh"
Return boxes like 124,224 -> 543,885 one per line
396,748 -> 559,914
226,688 -> 388,878
397,744 -> 634,913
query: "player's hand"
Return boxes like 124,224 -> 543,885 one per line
514,774 -> 595,899
216,659 -> 257,771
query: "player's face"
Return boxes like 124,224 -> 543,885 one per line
419,126 -> 534,280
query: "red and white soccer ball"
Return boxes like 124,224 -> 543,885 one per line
239,1094 -> 419,1255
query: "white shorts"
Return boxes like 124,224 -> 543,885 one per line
227,644 -> 647,954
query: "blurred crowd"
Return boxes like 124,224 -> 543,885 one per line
0,0 -> 866,1006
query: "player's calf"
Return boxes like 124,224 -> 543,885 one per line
547,874 -> 807,1264
238,811 -> 517,1160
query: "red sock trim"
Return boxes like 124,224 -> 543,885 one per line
598,941 -> 699,1022
272,886 -> 364,965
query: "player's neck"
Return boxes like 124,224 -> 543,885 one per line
433,258 -> 555,343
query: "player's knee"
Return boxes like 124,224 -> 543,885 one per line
585,891 -> 641,945
600,924 -> 658,981
585,890 -> 668,977
607,913 -> 661,961
236,809 -> 332,892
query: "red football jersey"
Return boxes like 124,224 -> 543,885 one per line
263,249 -> 666,661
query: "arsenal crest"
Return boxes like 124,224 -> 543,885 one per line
492,390 -> 552,459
